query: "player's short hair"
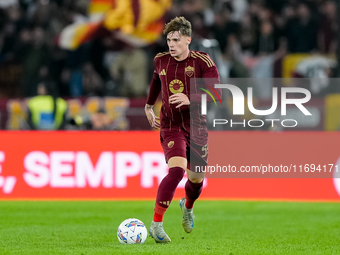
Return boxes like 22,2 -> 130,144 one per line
163,16 -> 192,37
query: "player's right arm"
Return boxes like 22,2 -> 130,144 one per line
145,68 -> 161,130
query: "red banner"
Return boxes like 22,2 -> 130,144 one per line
0,131 -> 339,201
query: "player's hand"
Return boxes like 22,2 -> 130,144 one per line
145,105 -> 160,130
169,93 -> 190,108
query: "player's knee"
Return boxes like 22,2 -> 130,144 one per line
168,156 -> 187,170
168,166 -> 185,182
189,177 -> 204,184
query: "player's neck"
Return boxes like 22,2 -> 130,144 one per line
174,49 -> 190,62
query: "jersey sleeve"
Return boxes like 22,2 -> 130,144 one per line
191,53 -> 222,103
146,59 -> 161,105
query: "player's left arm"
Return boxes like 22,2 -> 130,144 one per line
170,53 -> 222,108
191,55 -> 222,103
202,64 -> 222,102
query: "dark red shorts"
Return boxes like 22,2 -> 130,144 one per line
160,130 -> 208,171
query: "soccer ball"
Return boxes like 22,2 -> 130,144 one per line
117,218 -> 148,244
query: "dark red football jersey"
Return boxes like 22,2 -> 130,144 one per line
147,50 -> 221,138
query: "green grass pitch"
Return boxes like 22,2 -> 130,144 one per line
0,200 -> 340,254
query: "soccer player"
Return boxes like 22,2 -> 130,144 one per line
145,16 -> 221,243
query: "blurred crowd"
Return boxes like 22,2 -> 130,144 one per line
0,0 -> 338,100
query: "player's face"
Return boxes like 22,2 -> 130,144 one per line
167,31 -> 191,61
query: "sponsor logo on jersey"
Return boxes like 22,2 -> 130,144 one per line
169,79 -> 184,94
159,69 -> 166,75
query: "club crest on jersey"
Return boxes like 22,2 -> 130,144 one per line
168,141 -> 174,148
169,79 -> 184,94
185,66 -> 194,77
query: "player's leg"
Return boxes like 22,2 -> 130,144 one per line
149,156 -> 186,243
153,156 -> 186,222
149,132 -> 187,243
180,170 -> 205,233
185,170 -> 205,209
180,135 -> 207,233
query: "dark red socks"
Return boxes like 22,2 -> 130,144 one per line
185,179 -> 203,209
153,166 -> 185,222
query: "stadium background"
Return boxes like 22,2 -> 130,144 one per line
0,0 -> 340,201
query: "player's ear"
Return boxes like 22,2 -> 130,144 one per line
187,37 -> 192,45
